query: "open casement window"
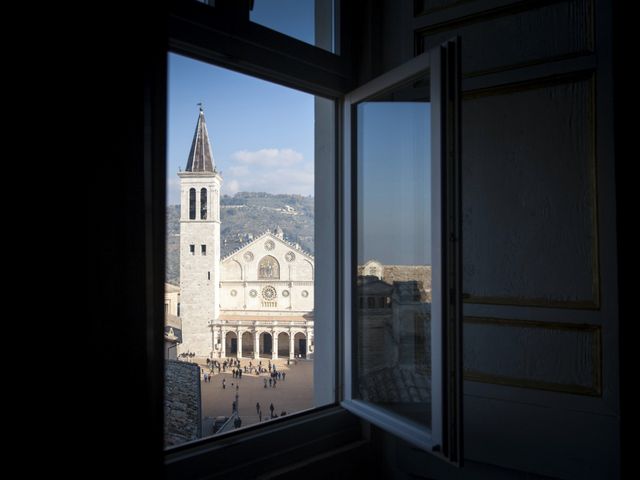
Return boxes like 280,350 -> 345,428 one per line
164,0 -> 461,474
340,41 -> 462,463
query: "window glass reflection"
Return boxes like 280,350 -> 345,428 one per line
355,77 -> 432,427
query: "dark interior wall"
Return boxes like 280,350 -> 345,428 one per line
94,2 -> 167,475
353,1 -> 621,478
612,1 -> 630,475
91,1 -> 626,478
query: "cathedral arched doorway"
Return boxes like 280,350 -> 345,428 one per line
225,331 -> 237,356
242,331 -> 254,358
294,332 -> 307,358
259,332 -> 272,357
277,332 -> 289,358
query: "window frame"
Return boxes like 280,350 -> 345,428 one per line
165,2 -> 348,469
338,41 -> 462,462
164,0 -> 462,473
169,0 -> 351,99
340,51 -> 444,452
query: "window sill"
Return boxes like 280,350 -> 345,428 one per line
341,399 -> 437,453
164,405 -> 362,479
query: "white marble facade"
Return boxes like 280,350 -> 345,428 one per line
211,231 -> 315,360
219,232 -> 314,312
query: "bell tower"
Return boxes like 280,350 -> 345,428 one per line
178,106 -> 222,358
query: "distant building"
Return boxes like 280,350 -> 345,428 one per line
356,264 -> 431,405
178,108 -> 314,361
164,283 -> 181,360
358,259 -> 432,303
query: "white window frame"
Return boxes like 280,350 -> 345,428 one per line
339,43 -> 462,460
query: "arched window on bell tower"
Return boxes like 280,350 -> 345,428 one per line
200,188 -> 208,219
189,188 -> 196,219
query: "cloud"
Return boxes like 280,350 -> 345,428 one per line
167,148 -> 313,202
226,179 -> 241,195
228,165 -> 249,177
222,149 -> 313,196
223,167 -> 314,196
232,148 -> 303,167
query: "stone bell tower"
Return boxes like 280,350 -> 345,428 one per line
178,106 -> 222,358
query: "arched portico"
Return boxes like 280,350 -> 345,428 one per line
225,331 -> 237,355
241,331 -> 254,358
214,317 -> 314,361
277,332 -> 290,358
259,332 -> 273,357
294,332 -> 307,358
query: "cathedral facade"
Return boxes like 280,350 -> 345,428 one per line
177,108 -> 314,361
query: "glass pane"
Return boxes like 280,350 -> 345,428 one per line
251,0 -> 335,53
194,0 -> 335,53
165,53 -> 324,448
355,75 -> 432,427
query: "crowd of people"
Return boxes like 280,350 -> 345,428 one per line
201,357 -> 297,431
205,357 -> 295,376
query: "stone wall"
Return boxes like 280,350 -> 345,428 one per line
164,360 -> 202,447
357,264 -> 432,302
382,265 -> 431,301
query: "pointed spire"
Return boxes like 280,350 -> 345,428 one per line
185,105 -> 215,173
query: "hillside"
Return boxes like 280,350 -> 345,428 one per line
166,192 -> 314,284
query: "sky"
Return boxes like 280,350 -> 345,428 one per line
168,2 -> 431,265
167,1 -> 321,205
357,102 -> 432,265
250,0 -> 316,47
167,54 -> 315,204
